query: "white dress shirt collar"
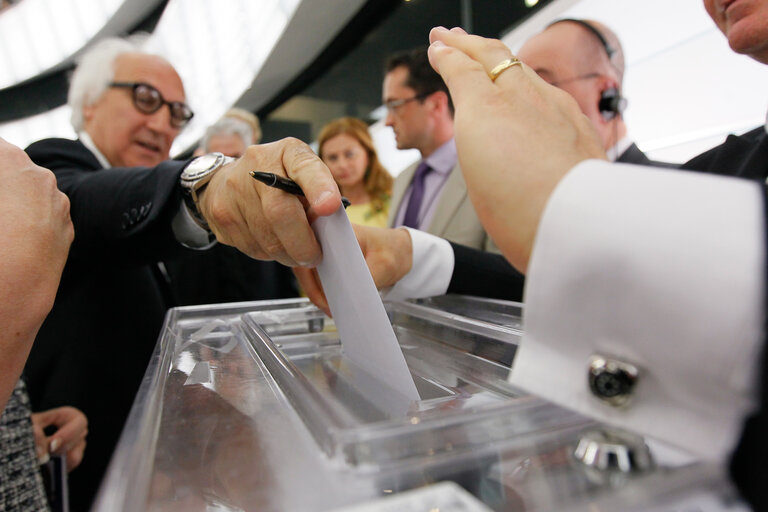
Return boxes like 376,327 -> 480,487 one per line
608,135 -> 633,162
78,131 -> 111,168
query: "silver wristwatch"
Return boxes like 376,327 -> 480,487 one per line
179,152 -> 234,229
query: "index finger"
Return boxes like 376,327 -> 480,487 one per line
427,40 -> 496,109
280,139 -> 342,218
429,27 -> 525,79
48,410 -> 88,453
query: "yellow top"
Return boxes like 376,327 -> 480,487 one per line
344,201 -> 390,228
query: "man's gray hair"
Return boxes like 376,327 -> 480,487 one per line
201,117 -> 253,152
68,34 -> 157,132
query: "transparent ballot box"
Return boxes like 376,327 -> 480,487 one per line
94,297 -> 739,511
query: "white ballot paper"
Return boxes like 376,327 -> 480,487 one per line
312,207 -> 420,404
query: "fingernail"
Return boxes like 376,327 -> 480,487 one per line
38,451 -> 50,465
431,40 -> 446,48
49,438 -> 61,453
433,26 -> 448,32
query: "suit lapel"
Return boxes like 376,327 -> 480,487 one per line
735,130 -> 768,181
682,127 -> 768,180
426,162 -> 466,237
617,144 -> 652,165
387,161 -> 418,226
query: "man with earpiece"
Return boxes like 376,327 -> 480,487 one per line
297,19 -> 676,305
518,19 -> 675,167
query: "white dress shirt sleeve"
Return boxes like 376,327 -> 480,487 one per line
382,228 -> 455,301
171,203 -> 217,249
511,159 -> 765,461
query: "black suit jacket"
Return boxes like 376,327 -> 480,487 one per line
164,246 -> 298,305
681,126 -> 768,181
617,142 -> 678,168
24,138 -> 192,511
679,126 -> 768,510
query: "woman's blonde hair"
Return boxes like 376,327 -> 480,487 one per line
318,117 -> 393,213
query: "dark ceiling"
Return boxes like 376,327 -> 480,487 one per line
302,0 -> 541,107
0,0 -> 551,144
258,0 -> 552,143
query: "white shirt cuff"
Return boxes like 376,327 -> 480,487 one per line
512,159 -> 764,461
172,203 -> 217,249
382,228 -> 454,301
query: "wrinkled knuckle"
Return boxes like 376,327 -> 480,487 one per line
244,144 -> 261,160
260,237 -> 286,259
485,38 -> 509,55
262,197 -> 295,226
208,198 -> 235,228
281,136 -> 302,147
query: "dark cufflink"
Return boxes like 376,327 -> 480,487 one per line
588,355 -> 639,407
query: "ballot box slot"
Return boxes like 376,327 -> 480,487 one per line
240,301 -> 591,470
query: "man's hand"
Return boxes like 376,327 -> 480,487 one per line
198,138 -> 342,267
0,138 -> 73,411
31,406 -> 88,472
294,225 -> 413,315
427,27 -> 606,272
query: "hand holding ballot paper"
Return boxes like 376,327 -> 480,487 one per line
256,173 -> 420,404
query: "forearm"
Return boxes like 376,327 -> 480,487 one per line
58,163 -> 190,262
0,278 -> 54,411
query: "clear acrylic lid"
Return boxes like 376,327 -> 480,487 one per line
93,297 -> 740,511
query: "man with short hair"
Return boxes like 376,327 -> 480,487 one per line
24,37 -> 339,510
518,18 -> 672,166
383,47 -> 497,252
201,117 -> 253,158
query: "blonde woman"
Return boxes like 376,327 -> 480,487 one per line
318,117 -> 393,227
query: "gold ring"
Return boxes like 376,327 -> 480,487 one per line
488,57 -> 522,82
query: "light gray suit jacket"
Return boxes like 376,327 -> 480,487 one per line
387,161 -> 499,253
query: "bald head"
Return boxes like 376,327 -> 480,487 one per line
517,19 -> 627,151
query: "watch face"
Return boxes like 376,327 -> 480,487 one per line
183,153 -> 222,181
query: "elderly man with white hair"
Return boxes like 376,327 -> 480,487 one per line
23,37 -> 339,510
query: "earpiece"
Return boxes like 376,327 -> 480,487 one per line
551,18 -> 627,121
598,87 -> 627,120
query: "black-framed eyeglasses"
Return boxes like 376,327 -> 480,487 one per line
383,92 -> 431,113
109,82 -> 194,129
548,72 -> 601,88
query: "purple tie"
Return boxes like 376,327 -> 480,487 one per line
402,162 -> 432,229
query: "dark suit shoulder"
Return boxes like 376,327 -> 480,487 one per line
26,137 -> 192,263
618,143 -> 678,169
26,138 -> 101,173
681,126 -> 767,179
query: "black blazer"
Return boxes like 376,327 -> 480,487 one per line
682,126 -> 768,510
681,126 -> 768,181
24,138 -> 191,511
618,142 -> 678,168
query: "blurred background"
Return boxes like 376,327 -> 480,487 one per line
1,0 -> 767,175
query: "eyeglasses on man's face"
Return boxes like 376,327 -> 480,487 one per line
109,82 -> 194,129
383,92 -> 431,113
